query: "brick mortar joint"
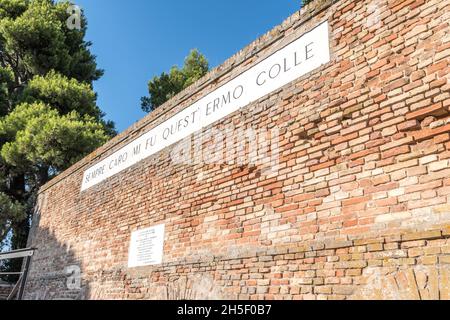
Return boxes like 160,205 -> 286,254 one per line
37,0 -> 338,195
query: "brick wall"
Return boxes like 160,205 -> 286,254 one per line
0,285 -> 13,300
25,0 -> 450,300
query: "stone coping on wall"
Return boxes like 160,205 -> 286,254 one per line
132,227 -> 450,268
27,227 -> 450,281
38,0 -> 338,194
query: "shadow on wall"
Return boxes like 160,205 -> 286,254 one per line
24,214 -> 88,300
23,226 -> 227,300
22,198 -> 231,300
23,222 -> 230,300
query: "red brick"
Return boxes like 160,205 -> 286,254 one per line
398,120 -> 420,132
413,124 -> 450,142
343,196 -> 371,207
406,103 -> 446,120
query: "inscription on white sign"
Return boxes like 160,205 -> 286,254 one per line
81,21 -> 330,191
128,224 -> 165,268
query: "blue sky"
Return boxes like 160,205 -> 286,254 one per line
75,0 -> 300,132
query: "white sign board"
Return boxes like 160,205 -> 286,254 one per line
81,21 -> 330,191
128,224 -> 165,267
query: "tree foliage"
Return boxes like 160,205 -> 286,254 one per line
21,71 -> 99,116
302,0 -> 314,6
0,0 -> 102,83
0,192 -> 24,241
141,49 -> 209,113
0,102 -> 110,173
0,0 -> 114,266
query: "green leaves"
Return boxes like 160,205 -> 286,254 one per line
0,191 -> 25,240
0,0 -> 114,176
0,0 -> 114,251
301,0 -> 315,6
141,49 -> 209,112
0,67 -> 14,116
0,102 -> 110,172
0,0 -> 67,76
0,0 -> 102,84
183,49 -> 209,88
0,0 -> 28,20
21,70 -> 100,118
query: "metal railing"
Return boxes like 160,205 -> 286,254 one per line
0,248 -> 36,300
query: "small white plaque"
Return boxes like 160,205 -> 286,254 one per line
128,224 -> 165,268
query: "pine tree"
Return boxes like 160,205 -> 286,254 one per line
141,49 -> 209,113
0,0 -> 115,279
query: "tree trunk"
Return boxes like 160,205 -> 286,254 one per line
2,174 -> 28,283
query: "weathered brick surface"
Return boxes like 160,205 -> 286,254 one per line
25,0 -> 450,300
0,285 -> 12,300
